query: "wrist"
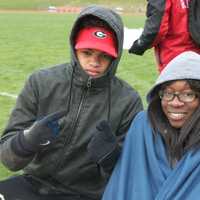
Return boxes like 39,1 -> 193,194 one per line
98,145 -> 121,173
98,145 -> 120,164
11,132 -> 36,157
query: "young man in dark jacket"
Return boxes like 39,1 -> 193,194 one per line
129,0 -> 200,72
0,5 -> 143,200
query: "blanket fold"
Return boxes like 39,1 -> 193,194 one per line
102,111 -> 200,200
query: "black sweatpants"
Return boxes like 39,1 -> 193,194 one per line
0,175 -> 93,200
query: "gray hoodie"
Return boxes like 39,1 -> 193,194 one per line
147,51 -> 200,102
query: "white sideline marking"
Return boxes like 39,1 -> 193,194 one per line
0,92 -> 17,99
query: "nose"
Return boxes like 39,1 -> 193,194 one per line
90,55 -> 100,67
168,96 -> 185,107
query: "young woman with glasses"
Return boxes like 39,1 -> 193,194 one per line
102,51 -> 200,200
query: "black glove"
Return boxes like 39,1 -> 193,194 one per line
11,110 -> 67,156
87,121 -> 120,172
128,39 -> 146,55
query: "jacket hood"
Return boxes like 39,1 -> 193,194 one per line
69,5 -> 124,81
147,51 -> 200,103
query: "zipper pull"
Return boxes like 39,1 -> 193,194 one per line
87,77 -> 92,88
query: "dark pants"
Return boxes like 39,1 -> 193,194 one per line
0,175 -> 93,200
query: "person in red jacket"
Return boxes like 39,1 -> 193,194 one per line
129,0 -> 200,72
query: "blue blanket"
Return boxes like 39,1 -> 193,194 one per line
102,111 -> 200,200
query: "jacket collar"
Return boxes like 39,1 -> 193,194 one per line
72,62 -> 110,89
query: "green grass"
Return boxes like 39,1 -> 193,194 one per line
0,12 -> 158,179
0,0 -> 146,10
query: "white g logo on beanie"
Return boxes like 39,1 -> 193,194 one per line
94,31 -> 107,38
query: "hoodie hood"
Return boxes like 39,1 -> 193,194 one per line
147,51 -> 200,103
69,5 -> 124,83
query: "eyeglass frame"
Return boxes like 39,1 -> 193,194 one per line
159,90 -> 200,103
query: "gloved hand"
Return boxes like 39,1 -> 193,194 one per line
87,121 -> 120,172
11,110 -> 67,156
128,39 -> 146,55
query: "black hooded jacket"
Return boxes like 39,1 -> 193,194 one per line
0,5 -> 143,199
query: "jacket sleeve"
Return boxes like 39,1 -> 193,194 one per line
129,0 -> 171,55
0,74 -> 39,171
99,94 -> 143,173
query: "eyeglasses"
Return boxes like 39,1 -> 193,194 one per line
159,90 -> 199,103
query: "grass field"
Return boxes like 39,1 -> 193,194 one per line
0,11 -> 158,179
0,0 -> 146,10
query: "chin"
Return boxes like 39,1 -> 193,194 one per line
169,121 -> 185,129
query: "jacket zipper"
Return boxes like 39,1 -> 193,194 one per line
52,77 -> 92,173
64,77 -> 91,146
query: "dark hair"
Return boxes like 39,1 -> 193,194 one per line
188,79 -> 200,93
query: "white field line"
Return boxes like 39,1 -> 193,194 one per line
0,92 -> 17,99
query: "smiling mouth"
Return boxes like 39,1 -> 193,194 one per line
168,112 -> 186,120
